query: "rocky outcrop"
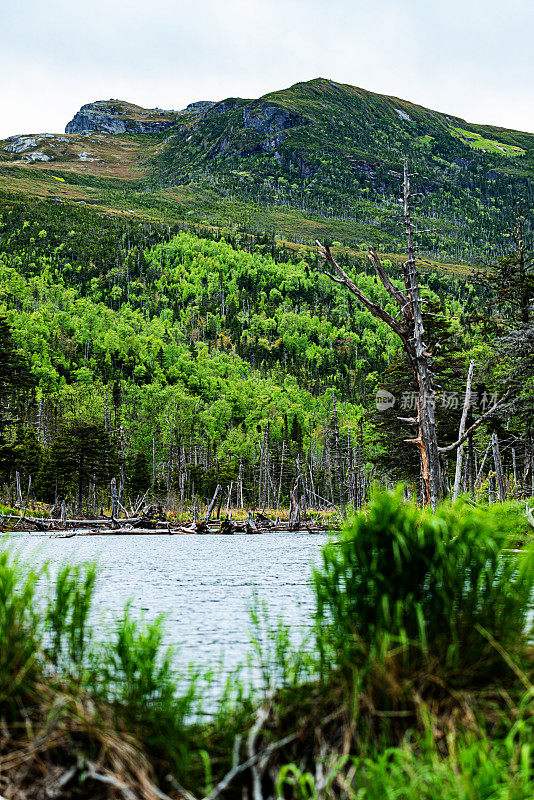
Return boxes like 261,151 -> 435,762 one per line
184,101 -> 214,114
243,104 -> 305,136
5,134 -> 69,153
65,101 -> 177,135
2,134 -> 75,163
204,98 -> 244,118
5,136 -> 38,153
65,99 -> 215,135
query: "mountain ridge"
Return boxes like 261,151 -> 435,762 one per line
1,77 -> 533,268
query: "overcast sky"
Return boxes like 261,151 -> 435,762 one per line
2,0 -> 533,139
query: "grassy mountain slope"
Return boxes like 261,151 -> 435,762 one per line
1,78 -> 533,271
150,77 -> 534,259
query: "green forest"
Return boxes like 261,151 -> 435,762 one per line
0,170 -> 532,516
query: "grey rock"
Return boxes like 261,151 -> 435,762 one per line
259,131 -> 289,152
243,104 -> 304,136
65,101 -> 177,135
395,108 -> 413,122
5,137 -> 37,153
23,152 -> 51,162
183,101 -> 214,114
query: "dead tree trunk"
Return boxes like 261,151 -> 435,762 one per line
491,433 -> 506,502
15,471 -> 22,506
523,424 -> 532,496
119,425 -> 126,511
111,478 -> 119,519
205,484 -> 221,522
331,390 -> 345,513
452,361 -> 475,501
317,160 -> 510,509
238,459 -> 244,509
275,440 -> 286,523
288,475 -> 302,531
400,161 -> 442,509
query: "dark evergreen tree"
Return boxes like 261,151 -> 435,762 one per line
0,315 -> 33,481
128,450 -> 151,499
290,416 -> 303,451
0,315 -> 32,433
13,427 -> 42,483
36,421 -> 116,509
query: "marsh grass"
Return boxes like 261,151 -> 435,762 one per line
0,547 -> 204,797
314,487 -> 534,677
0,488 -> 533,799
259,489 -> 534,799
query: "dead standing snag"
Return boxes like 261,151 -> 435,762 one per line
317,159 -> 509,508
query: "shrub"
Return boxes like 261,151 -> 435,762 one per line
314,486 -> 534,675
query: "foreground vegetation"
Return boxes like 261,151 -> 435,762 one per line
1,489 -> 533,798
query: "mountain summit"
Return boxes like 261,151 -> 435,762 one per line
152,77 -> 533,187
1,77 -> 533,264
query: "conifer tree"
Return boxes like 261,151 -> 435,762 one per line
128,450 -> 151,499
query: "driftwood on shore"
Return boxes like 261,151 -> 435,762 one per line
1,503 -> 333,537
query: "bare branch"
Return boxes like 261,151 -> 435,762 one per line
85,762 -> 140,800
316,242 -> 406,338
203,731 -> 298,800
368,248 -> 409,309
474,441 -> 492,489
438,389 -> 512,454
322,270 -> 345,285
452,360 -> 475,501
248,705 -> 269,800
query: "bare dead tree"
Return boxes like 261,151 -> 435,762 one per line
331,389 -> 345,512
317,159 -> 510,508
452,360 -> 475,501
288,474 -> 302,530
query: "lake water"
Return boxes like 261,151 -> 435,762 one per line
8,531 -> 330,692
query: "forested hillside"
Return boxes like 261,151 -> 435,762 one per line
1,78 -> 533,514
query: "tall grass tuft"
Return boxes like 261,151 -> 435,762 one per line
45,562 -> 97,671
96,606 -> 200,773
0,550 -> 39,714
0,544 -> 202,791
314,486 -> 534,677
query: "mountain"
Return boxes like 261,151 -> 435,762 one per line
1,78 -> 534,267
152,77 -> 534,186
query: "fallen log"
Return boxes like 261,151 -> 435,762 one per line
219,516 -> 235,535
82,527 -> 170,536
255,512 -> 274,528
245,512 -> 259,535
218,516 -> 246,535
171,519 -> 211,535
